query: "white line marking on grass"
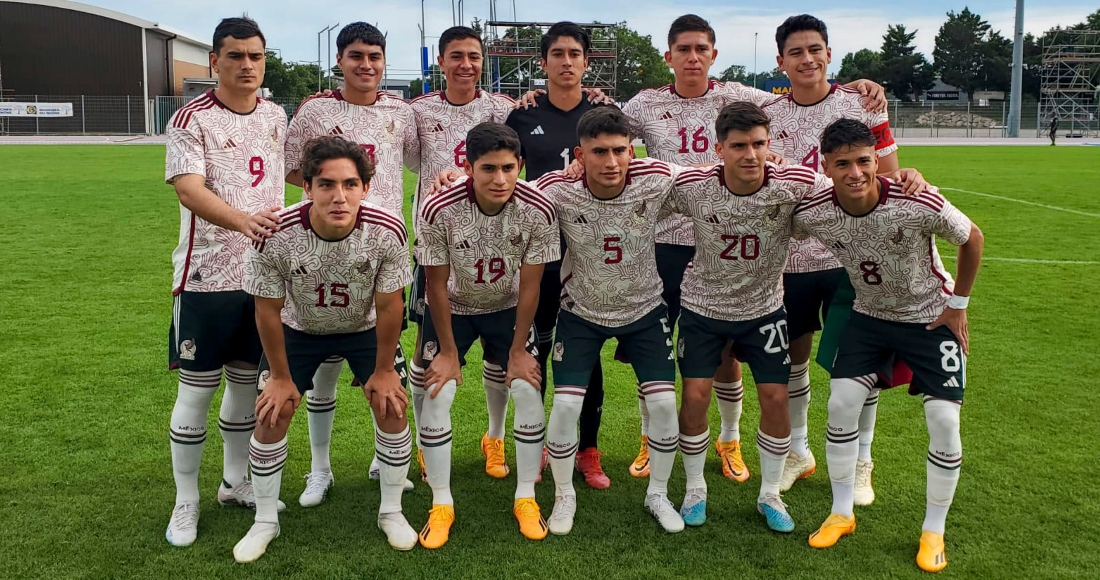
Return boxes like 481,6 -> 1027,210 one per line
941,256 -> 1100,265
941,187 -> 1100,219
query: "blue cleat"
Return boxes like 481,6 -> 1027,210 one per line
757,493 -> 795,533
680,488 -> 707,527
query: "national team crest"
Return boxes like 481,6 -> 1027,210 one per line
510,233 -> 524,246
677,337 -> 685,359
767,205 -> 783,221
423,340 -> 439,361
179,339 -> 197,361
635,200 -> 648,217
356,259 -> 375,275
552,341 -> 565,362
888,226 -> 907,249
257,369 -> 271,390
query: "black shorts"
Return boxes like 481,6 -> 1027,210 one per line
534,268 -> 562,346
832,312 -> 966,401
169,290 -> 262,372
552,306 -> 675,386
258,325 -> 409,394
678,307 -> 791,384
407,261 -> 428,326
419,306 -> 537,369
783,268 -> 845,340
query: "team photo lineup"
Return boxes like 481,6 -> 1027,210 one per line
163,10 -> 986,573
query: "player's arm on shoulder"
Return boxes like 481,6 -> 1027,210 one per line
844,79 -> 888,112
283,104 -> 313,188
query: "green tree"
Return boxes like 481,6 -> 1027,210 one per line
263,52 -> 322,102
608,23 -> 673,100
978,30 -> 1013,94
837,49 -> 882,84
933,8 -> 1010,101
878,24 -> 935,101
717,64 -> 751,84
1022,33 -> 1042,100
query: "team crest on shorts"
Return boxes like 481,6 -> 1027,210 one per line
415,298 -> 427,315
257,369 -> 271,390
179,339 -> 197,361
677,337 -> 685,358
423,340 -> 439,361
552,341 -> 564,362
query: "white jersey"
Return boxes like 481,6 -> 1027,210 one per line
624,81 -> 775,247
284,90 -> 420,215
764,84 -> 898,274
410,90 -> 516,205
536,158 -> 677,327
243,200 -> 411,334
792,178 -> 971,324
165,90 -> 287,295
414,177 -> 559,315
669,163 -> 831,321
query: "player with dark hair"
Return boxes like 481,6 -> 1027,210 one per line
1049,114 -> 1059,146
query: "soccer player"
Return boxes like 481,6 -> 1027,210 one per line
409,26 -> 519,483
282,22 -> 420,505
794,119 -> 982,573
414,122 -> 559,548
668,102 -> 833,531
536,107 -> 682,534
236,136 -> 415,561
1049,114 -> 1059,146
164,16 -> 287,547
764,14 -> 903,500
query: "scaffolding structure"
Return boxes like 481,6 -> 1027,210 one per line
1040,29 -> 1100,137
482,21 -> 617,99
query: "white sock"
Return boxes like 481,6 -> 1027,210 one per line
858,388 -> 880,462
409,362 -> 426,447
637,384 -> 650,437
756,429 -> 791,499
713,380 -> 743,443
679,429 -> 710,491
483,362 -> 509,440
923,398 -> 962,534
788,362 -> 812,457
249,435 -> 287,524
826,375 -> 874,517
641,381 -> 678,497
220,366 -> 257,489
511,379 -> 545,499
305,358 -> 342,473
547,384 -> 586,498
169,369 -> 220,504
420,379 -> 457,506
375,424 -> 413,514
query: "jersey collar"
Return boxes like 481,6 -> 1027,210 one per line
670,80 -> 715,99
301,201 -> 363,241
465,179 -> 513,216
790,83 -> 837,108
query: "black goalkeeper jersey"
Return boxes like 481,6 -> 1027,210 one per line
506,92 -> 607,181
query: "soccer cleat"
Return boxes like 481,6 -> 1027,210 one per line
757,493 -> 795,533
481,434 -> 510,479
645,493 -> 685,533
369,456 -> 415,491
378,512 -> 418,551
680,488 -> 707,527
218,479 -> 286,512
715,440 -> 750,482
418,504 -> 455,549
536,447 -> 549,484
165,501 -> 199,547
779,450 -> 817,492
417,448 -> 428,482
513,498 -> 549,541
854,459 -> 875,506
575,448 -> 611,489
808,513 -> 856,549
299,471 -> 334,508
917,530 -> 948,573
232,522 -> 280,563
629,435 -> 650,478
548,494 -> 577,535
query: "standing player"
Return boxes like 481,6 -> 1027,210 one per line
537,107 -> 682,535
409,26 -> 518,482
164,16 -> 287,547
1049,114 -> 1060,146
794,119 -> 983,573
235,136 -> 415,561
282,22 -> 420,505
414,123 -> 559,549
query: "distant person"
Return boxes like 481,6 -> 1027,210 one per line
1049,114 -> 1060,146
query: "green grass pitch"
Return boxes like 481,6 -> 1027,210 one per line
1,145 -> 1098,579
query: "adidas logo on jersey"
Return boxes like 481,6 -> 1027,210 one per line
330,125 -> 345,136
704,214 -> 721,225
428,122 -> 445,132
943,376 -> 961,388
773,130 -> 790,140
530,125 -> 545,135
454,240 -> 472,250
222,138 -> 237,149
659,111 -> 673,120
572,214 -> 590,224
831,240 -> 847,252
291,265 -> 309,276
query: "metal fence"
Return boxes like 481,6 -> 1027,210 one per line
153,96 -> 299,135
0,95 -> 145,135
891,100 -> 1098,139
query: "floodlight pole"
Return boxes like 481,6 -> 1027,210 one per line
1007,0 -> 1024,137
753,32 -> 758,89
327,23 -> 339,90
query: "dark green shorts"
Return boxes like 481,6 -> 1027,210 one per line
258,325 -> 409,394
678,307 -> 791,384
169,291 -> 262,372
832,312 -> 965,401
783,268 -> 845,340
419,306 -> 536,368
552,306 -> 675,386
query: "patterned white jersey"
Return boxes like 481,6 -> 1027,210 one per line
763,84 -> 898,273
536,158 -> 678,327
410,90 -> 516,205
624,81 -> 775,246
669,163 -> 831,321
243,200 -> 411,334
284,90 -> 420,214
415,177 -> 559,315
792,178 -> 972,324
165,90 -> 287,295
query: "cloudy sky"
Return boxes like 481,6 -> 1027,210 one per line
88,0 -> 1091,80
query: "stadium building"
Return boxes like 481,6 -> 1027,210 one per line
0,0 -> 213,133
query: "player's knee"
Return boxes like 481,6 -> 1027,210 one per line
758,385 -> 789,416
827,378 -> 867,426
680,381 -> 711,414
510,380 -> 543,412
924,399 -> 961,438
549,393 -> 584,423
644,392 -> 677,424
374,409 -> 408,434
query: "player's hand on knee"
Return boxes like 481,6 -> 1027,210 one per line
927,308 -> 969,355
506,348 -> 542,391
255,377 -> 300,428
425,353 -> 462,398
239,207 -> 282,242
428,170 -> 465,196
366,369 -> 407,419
515,89 -> 545,109
896,168 -> 929,195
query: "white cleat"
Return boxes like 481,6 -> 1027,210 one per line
854,459 -> 876,506
165,501 -> 199,547
779,450 -> 817,492
369,456 -> 415,491
218,479 -> 286,512
548,494 -> 577,536
232,521 -> 280,563
377,512 -> 418,551
299,471 -> 334,508
645,493 -> 685,533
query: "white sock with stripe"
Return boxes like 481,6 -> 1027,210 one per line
713,380 -> 743,443
637,384 -> 650,437
641,381 -> 678,497
375,424 -> 413,514
169,369 -> 221,504
409,362 -> 426,447
221,366 -> 258,488
825,375 -> 874,517
923,398 -> 962,534
858,388 -> 880,462
306,358 -> 342,473
547,384 -> 586,498
483,362 -> 509,440
419,379 -> 456,506
679,429 -> 710,491
787,362 -> 812,456
249,435 -> 287,524
511,379 -> 545,499
756,429 -> 792,500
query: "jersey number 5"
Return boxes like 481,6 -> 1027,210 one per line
604,236 -> 623,264
315,283 -> 350,308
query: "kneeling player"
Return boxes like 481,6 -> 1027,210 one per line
794,119 -> 983,573
236,137 -> 416,561
414,122 -> 560,548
